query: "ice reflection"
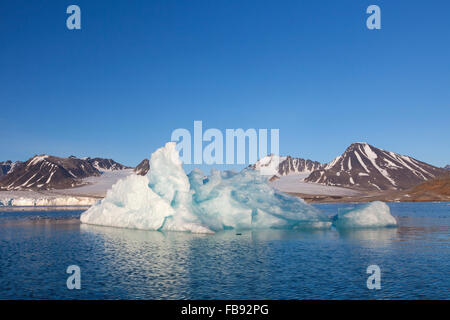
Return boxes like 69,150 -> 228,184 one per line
336,227 -> 398,245
337,227 -> 398,241
80,224 -> 210,299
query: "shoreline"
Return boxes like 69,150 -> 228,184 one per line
0,205 -> 90,212
1,199 -> 449,212
290,192 -> 450,204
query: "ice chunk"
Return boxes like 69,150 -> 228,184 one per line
189,168 -> 331,231
80,174 -> 178,231
148,142 -> 190,202
332,201 -> 397,229
81,142 -> 331,233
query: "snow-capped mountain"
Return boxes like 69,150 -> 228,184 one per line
0,155 -> 129,191
134,159 -> 149,176
305,142 -> 446,191
0,161 -> 22,177
250,155 -> 286,176
85,157 -> 130,171
278,156 -> 323,176
250,155 -> 323,176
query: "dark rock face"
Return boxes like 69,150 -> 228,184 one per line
85,158 -> 130,171
0,155 -> 129,191
250,155 -> 323,176
134,159 -> 149,176
0,161 -> 12,177
0,161 -> 22,177
305,143 -> 446,191
277,156 -> 323,176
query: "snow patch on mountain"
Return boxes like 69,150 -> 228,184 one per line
251,155 -> 323,177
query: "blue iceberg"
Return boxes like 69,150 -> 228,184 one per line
80,142 -> 397,233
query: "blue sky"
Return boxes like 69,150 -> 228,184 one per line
1,0 -> 449,169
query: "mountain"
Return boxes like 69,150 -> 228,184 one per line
0,161 -> 11,177
134,159 -> 149,176
0,155 -> 129,191
304,142 -> 446,191
445,165 -> 450,170
85,158 -> 130,171
0,160 -> 20,177
278,156 -> 323,175
250,155 -> 323,176
0,161 -> 22,177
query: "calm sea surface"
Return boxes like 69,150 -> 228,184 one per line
0,202 -> 449,299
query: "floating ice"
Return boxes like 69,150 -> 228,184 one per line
80,142 -> 331,233
81,143 -> 397,233
332,201 -> 397,229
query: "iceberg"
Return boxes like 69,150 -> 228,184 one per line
332,201 -> 397,229
80,142 -> 397,233
80,142 -> 331,233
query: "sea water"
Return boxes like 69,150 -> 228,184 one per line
0,202 -> 449,299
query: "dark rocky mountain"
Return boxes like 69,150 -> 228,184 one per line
278,156 -> 323,176
1,161 -> 12,177
85,158 -> 130,171
305,142 -> 446,191
134,159 -> 149,176
250,155 -> 323,176
0,155 -> 129,191
0,161 -> 22,177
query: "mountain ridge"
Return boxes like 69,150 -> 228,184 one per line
250,154 -> 323,176
0,155 -> 130,191
304,142 -> 445,191
134,159 -> 150,176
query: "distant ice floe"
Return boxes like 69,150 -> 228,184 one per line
80,142 -> 397,233
0,196 -> 97,207
332,201 -> 397,229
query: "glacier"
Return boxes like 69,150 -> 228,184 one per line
80,142 -> 397,233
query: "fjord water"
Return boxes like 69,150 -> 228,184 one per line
0,202 -> 449,299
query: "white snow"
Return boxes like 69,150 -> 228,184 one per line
21,172 -> 38,187
253,154 -> 286,176
0,192 -> 97,207
28,155 -> 48,166
0,169 -> 134,207
64,169 -> 134,197
354,151 -> 370,173
325,156 -> 341,170
46,171 -> 55,184
270,174 -> 360,196
362,143 -> 377,161
360,144 -> 397,186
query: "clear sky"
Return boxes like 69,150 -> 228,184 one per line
1,0 -> 449,169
